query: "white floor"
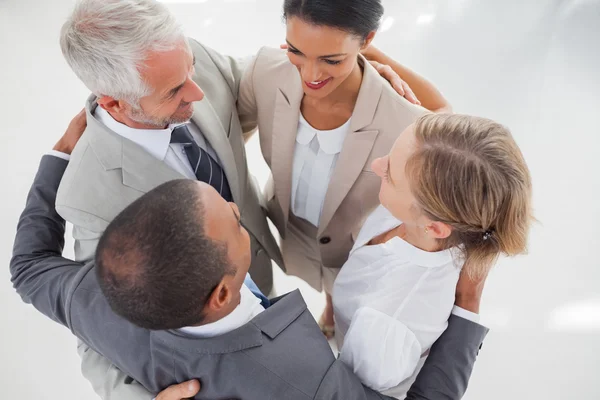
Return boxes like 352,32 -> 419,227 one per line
1,0 -> 599,398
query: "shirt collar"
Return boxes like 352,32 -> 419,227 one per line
297,113 -> 350,155
94,106 -> 181,161
177,284 -> 265,338
387,236 -> 457,268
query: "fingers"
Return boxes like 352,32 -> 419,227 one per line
391,77 -> 406,97
156,379 -> 201,400
402,81 -> 420,105
378,64 -> 420,105
70,108 -> 87,129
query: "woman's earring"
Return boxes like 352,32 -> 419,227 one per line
424,227 -> 429,235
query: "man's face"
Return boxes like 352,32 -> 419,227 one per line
103,40 -> 205,129
199,182 -> 252,306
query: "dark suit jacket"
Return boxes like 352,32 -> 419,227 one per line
10,155 -> 489,399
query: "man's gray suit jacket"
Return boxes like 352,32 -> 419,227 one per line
10,156 -> 489,400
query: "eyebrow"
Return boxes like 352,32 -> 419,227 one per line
163,56 -> 196,100
286,40 -> 347,58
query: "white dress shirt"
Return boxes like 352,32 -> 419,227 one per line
178,284 -> 265,338
333,205 -> 469,399
94,106 -> 221,179
290,114 -> 351,227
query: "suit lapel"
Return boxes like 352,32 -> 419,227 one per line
121,140 -> 185,193
190,99 -> 242,204
318,55 -> 384,235
271,71 -> 304,227
84,96 -> 185,194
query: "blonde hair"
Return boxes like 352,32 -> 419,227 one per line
406,113 -> 533,277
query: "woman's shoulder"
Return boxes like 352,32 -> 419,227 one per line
251,46 -> 297,79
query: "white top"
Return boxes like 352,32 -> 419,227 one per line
290,113 -> 351,227
332,205 -> 462,399
94,106 -> 220,179
178,284 -> 265,338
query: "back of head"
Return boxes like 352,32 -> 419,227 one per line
407,114 -> 533,277
60,0 -> 184,104
283,0 -> 384,40
95,180 -> 233,330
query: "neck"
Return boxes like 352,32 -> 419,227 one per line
395,224 -> 445,253
191,297 -> 241,327
107,109 -> 168,130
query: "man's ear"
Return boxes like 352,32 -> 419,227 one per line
97,96 -> 127,114
206,280 -> 233,313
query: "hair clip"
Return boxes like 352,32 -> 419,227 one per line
483,230 -> 493,241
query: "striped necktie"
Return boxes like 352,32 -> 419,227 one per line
170,124 -> 233,202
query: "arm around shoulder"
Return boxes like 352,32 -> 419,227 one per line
405,315 -> 489,400
79,342 -> 153,400
10,155 -> 84,327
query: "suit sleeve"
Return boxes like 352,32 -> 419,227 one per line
10,155 -> 155,400
54,205 -> 109,263
405,315 -> 489,400
190,39 -> 259,139
78,342 -> 153,400
236,50 -> 260,142
10,155 -> 85,327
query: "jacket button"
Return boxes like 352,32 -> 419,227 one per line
319,236 -> 331,244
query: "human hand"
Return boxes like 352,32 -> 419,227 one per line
155,379 -> 200,400
52,108 -> 87,155
369,60 -> 420,105
455,268 -> 490,314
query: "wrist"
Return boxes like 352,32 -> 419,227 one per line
455,293 -> 482,314
52,139 -> 73,155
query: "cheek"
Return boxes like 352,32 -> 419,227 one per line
330,60 -> 354,79
287,53 -> 303,68
378,181 -> 390,205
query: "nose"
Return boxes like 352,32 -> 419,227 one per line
371,156 -> 385,177
302,62 -> 322,83
185,78 -> 205,102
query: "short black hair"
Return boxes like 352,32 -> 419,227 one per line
283,0 -> 384,40
95,180 -> 234,330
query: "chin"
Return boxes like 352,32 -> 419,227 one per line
171,105 -> 194,124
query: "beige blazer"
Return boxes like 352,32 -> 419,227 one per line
238,47 -> 426,287
56,40 -> 283,293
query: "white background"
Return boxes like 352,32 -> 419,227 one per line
1,0 -> 599,399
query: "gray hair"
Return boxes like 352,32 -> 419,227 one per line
60,0 -> 186,105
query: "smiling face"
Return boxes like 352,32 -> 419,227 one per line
98,40 -> 205,129
285,16 -> 372,100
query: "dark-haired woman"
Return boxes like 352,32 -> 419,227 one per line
237,0 -> 451,336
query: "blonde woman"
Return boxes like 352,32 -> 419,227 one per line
332,114 -> 533,398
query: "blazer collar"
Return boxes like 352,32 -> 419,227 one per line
153,290 -> 308,354
84,95 -> 241,202
271,55 -> 385,231
317,56 -> 384,233
85,96 -> 185,193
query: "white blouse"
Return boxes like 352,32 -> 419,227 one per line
332,206 -> 462,399
290,113 -> 351,227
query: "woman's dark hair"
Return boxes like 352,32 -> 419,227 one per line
283,0 -> 384,40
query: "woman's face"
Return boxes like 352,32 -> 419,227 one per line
371,124 -> 423,226
285,17 -> 368,100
